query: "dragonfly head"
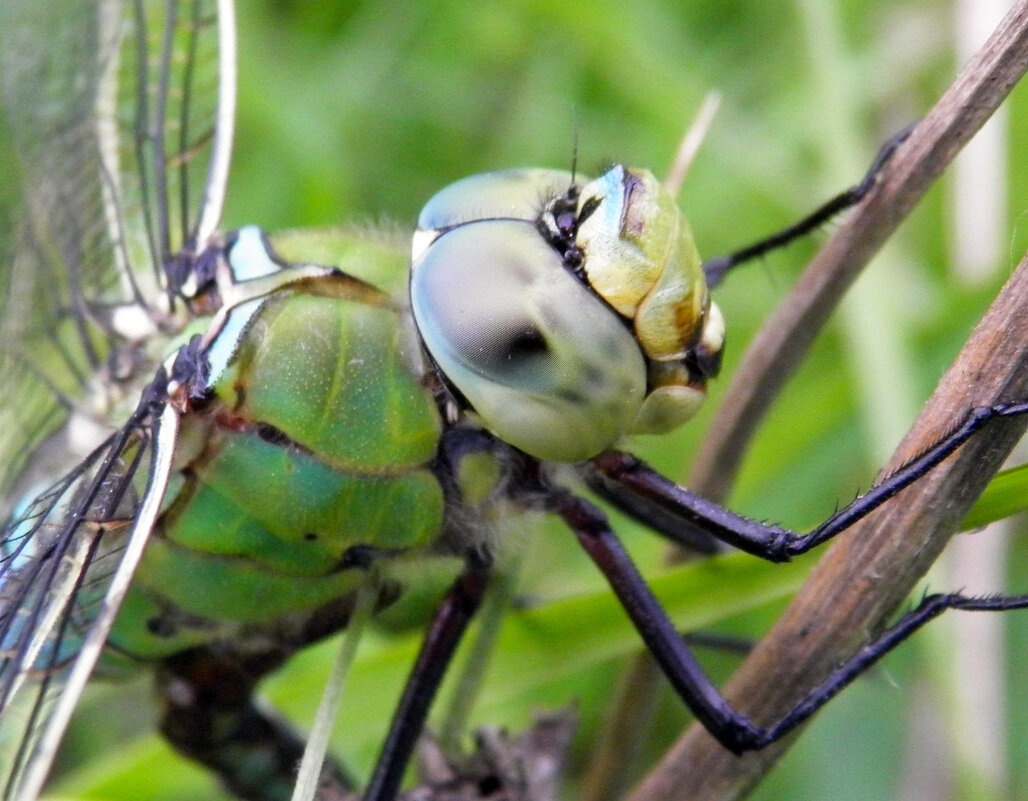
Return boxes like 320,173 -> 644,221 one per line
410,166 -> 724,463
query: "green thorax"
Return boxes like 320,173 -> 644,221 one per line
108,229 -> 453,661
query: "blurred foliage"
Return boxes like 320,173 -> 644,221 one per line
4,0 -> 1027,800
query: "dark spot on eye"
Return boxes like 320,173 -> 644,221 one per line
457,323 -> 551,377
147,616 -> 177,638
304,532 -> 318,541
505,328 -> 548,361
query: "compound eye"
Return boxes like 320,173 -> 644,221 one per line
417,169 -> 575,230
410,218 -> 646,462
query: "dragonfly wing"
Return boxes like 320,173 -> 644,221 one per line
0,1 -> 127,501
0,0 -> 231,506
123,0 -> 235,284
0,378 -> 176,800
0,0 -> 234,796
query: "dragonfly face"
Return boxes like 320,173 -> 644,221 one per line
411,166 -> 723,462
2,3 -> 1027,801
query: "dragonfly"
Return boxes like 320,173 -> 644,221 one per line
1,2 -> 1027,801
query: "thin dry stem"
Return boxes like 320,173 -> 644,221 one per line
663,92 -> 722,200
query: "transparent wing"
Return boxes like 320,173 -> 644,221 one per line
0,384 -> 177,801
0,0 -> 234,796
0,0 -> 230,501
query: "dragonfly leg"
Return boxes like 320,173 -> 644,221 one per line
583,401 -> 1028,562
157,646 -> 354,801
701,122 -> 916,287
583,465 -> 723,556
551,489 -> 1028,752
363,554 -> 491,801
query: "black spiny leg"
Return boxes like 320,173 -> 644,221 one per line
363,555 -> 491,801
158,648 -> 354,801
548,490 -> 1028,753
583,401 -> 1028,563
701,123 -> 915,287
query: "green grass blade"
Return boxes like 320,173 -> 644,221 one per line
961,463 -> 1028,531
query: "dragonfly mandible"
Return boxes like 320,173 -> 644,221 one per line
2,2 -> 1028,801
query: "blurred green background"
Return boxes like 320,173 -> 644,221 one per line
22,0 -> 1028,800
